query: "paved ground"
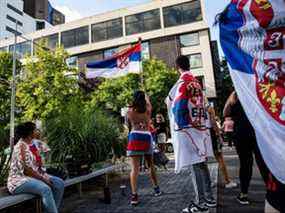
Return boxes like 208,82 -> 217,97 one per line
62,155 -> 218,213
217,147 -> 266,213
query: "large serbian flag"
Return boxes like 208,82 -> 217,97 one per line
86,43 -> 142,79
220,0 -> 285,183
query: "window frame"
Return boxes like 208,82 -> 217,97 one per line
6,26 -> 21,36
125,9 -> 161,36
91,18 -> 123,43
188,53 -> 203,69
179,32 -> 200,47
163,0 -> 202,28
7,3 -> 23,16
61,26 -> 89,49
6,15 -> 23,27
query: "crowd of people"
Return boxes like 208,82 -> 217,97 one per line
7,56 -> 284,213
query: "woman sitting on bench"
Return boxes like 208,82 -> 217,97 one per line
7,122 -> 64,213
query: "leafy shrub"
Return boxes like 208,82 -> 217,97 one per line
43,102 -> 121,166
0,126 -> 10,186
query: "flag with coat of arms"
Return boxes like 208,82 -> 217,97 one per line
86,42 -> 142,79
219,0 -> 285,183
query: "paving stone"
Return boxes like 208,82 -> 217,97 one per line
62,157 -> 218,213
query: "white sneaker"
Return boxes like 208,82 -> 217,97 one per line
225,181 -> 238,188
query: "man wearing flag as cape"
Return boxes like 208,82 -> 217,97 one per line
166,55 -> 215,213
218,0 -> 285,212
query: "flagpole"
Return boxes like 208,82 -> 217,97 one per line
10,21 -> 18,151
138,37 -> 145,90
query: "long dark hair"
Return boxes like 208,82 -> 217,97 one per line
132,90 -> 146,113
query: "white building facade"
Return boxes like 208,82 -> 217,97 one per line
0,0 -> 52,40
0,0 -> 218,98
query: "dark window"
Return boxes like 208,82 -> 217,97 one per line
163,0 -> 202,28
180,32 -> 199,47
6,26 -> 21,36
6,15 -> 23,26
36,21 -> 45,30
61,26 -> 89,48
9,41 -> 31,58
7,3 -> 23,16
125,9 -> 161,35
34,33 -> 59,53
188,53 -> 203,69
92,18 -> 123,42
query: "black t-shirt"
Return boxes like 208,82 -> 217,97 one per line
155,122 -> 167,135
230,100 -> 255,141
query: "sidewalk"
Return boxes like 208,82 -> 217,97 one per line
62,154 -> 219,213
217,147 -> 266,213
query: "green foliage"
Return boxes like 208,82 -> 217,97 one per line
143,59 -> 178,115
43,101 -> 121,165
91,59 -> 178,116
0,126 -> 10,186
17,47 -> 80,120
0,52 -> 21,126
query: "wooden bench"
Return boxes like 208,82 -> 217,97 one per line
0,163 -> 127,212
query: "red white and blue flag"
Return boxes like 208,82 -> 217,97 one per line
220,0 -> 285,183
86,43 -> 142,79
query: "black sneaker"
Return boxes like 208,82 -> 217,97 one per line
130,193 -> 139,206
182,202 -> 209,213
204,198 -> 217,208
236,194 -> 250,205
154,186 -> 162,196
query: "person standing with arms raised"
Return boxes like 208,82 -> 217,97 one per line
126,91 -> 161,206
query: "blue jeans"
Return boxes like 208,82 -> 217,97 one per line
14,176 -> 64,213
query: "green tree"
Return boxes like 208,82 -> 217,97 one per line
90,59 -> 178,116
0,52 -> 21,126
17,47 -> 80,120
0,52 -> 21,186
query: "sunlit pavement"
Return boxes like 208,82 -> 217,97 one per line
62,153 -> 218,213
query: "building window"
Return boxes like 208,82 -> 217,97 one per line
6,15 -> 23,27
6,26 -> 21,36
66,56 -> 78,69
61,26 -> 89,48
104,47 -> 118,59
141,42 -> 150,60
0,47 -> 8,52
189,53 -> 203,69
92,18 -> 123,42
9,41 -> 32,58
7,3 -> 23,16
163,0 -> 202,28
34,33 -> 59,53
36,21 -> 45,30
125,9 -> 161,35
180,32 -> 199,47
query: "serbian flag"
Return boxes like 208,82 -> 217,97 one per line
219,0 -> 285,183
86,43 -> 142,79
